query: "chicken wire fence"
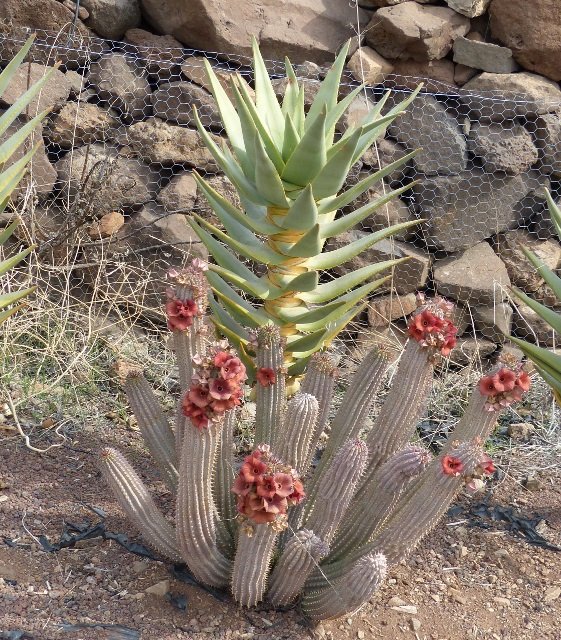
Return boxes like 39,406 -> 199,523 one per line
1,26 -> 561,352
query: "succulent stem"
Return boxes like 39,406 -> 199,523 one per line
215,409 -> 237,548
274,392 -> 319,472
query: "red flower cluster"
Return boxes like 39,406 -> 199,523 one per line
407,299 -> 457,357
182,342 -> 247,429
478,366 -> 531,412
166,297 -> 198,331
441,454 -> 464,476
256,367 -> 276,387
232,446 -> 305,529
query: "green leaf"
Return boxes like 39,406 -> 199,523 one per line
0,304 -> 27,324
0,218 -> 20,245
323,84 -> 364,146
0,286 -> 36,311
278,185 -> 318,232
269,269 -> 319,295
520,247 -> 561,302
282,107 -> 327,186
281,57 -> 300,118
510,286 -> 561,335
0,35 -> 36,96
0,110 -> 48,165
286,327 -> 331,354
282,111 -> 300,162
321,189 -> 420,239
254,134 -> 288,207
282,224 -> 322,258
508,336 -> 561,376
316,150 -> 418,215
536,366 -> 561,395
206,269 -> 270,324
300,260 -> 404,303
208,296 -> 251,341
252,37 -> 284,148
0,145 -> 37,196
545,189 -> 561,241
210,288 -> 262,330
273,299 -> 346,323
0,245 -> 34,277
192,213 -> 284,266
311,127 -> 362,200
286,354 -> 313,377
293,83 -> 306,137
307,224 -> 414,270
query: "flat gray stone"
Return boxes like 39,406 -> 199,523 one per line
445,0 -> 491,18
453,37 -> 517,74
467,122 -> 538,175
471,302 -> 513,342
157,172 -> 198,213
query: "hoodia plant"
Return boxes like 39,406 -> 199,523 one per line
100,262 -> 532,620
187,39 -> 422,378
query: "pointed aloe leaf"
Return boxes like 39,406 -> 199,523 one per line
0,304 -> 27,324
193,172 -> 277,236
295,277 -> 390,331
510,286 -> 561,335
286,354 -> 313,377
281,57 -> 300,118
282,224 -> 322,258
293,83 -> 305,137
202,59 -> 246,167
192,213 -> 284,266
208,296 -> 251,341
188,218 -> 274,298
300,259 -> 405,304
254,134 -> 288,207
0,286 -> 36,311
311,127 -> 362,200
279,185 -> 318,232
282,111 -> 300,161
210,288 -> 262,330
0,245 -> 34,277
520,247 -> 561,302
286,327 -> 330,354
544,189 -> 561,240
323,84 -> 364,146
308,223 -> 416,270
271,269 -> 319,295
306,41 -> 350,127
252,37 -> 284,147
0,145 -> 38,195
0,110 -> 49,165
508,335 -> 561,375
536,366 -> 561,396
0,35 -> 35,96
206,270 -> 270,325
282,107 -> 327,186
273,299 -> 347,323
0,218 -> 20,245
317,150 -> 418,215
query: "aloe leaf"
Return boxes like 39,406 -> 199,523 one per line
273,299 -> 347,323
254,134 -> 288,207
271,270 -> 319,295
300,260 -> 404,303
308,223 -> 415,270
279,185 -> 318,232
0,218 -> 20,245
0,110 -> 49,165
206,270 -> 270,324
536,366 -> 561,395
0,146 -> 38,195
0,35 -> 35,96
192,213 -> 284,266
282,107 -> 327,186
251,37 -> 284,147
286,354 -> 313,377
510,286 -> 561,335
208,296 -> 251,340
311,127 -> 362,200
544,189 -> 561,240
508,336 -> 561,375
306,41 -> 350,127
188,218 -> 274,298
293,83 -> 306,137
323,84 -> 364,145
281,57 -> 300,118
317,150 -> 418,215
210,290 -> 260,332
286,327 -> 331,354
210,315 -> 255,373
0,286 -> 36,311
0,245 -> 34,277
0,304 -> 27,324
282,111 -> 300,161
282,224 -> 322,258
519,247 -> 561,302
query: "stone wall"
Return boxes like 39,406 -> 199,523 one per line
1,0 -> 560,359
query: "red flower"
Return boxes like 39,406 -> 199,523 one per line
213,351 -> 231,368
442,455 -> 464,476
480,453 -> 495,475
256,367 -> 276,387
220,357 -> 246,382
209,377 -> 234,400
272,472 -> 294,498
190,410 -> 209,430
256,475 -> 278,499
441,331 -> 457,357
516,370 -> 531,392
478,375 -> 498,397
166,299 -> 197,331
263,493 -> 288,515
232,475 -> 253,496
492,368 -> 517,393
240,455 -> 267,483
188,384 -> 211,408
288,478 -> 305,504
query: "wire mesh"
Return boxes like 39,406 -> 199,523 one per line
1,26 -> 561,356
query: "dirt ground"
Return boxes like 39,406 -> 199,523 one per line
1,421 -> 560,640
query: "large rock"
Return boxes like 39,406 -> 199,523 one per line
46,102 -> 119,149
157,173 -> 198,213
347,47 -> 394,85
367,292 -> 418,328
120,118 -> 219,170
0,116 -> 56,199
467,123 -> 538,175
0,63 -> 71,117
490,0 -> 561,82
152,82 -> 220,131
80,0 -> 141,39
56,144 -> 158,214
414,170 -> 546,252
534,113 -> 561,178
388,59 -> 455,90
494,229 -> 561,293
433,242 -> 510,304
453,37 -> 517,74
444,0 -> 491,18
181,58 -> 255,103
365,3 -> 470,61
387,94 -> 467,176
450,337 -> 497,367
512,299 -> 561,347
124,29 -> 184,77
89,54 -> 151,121
138,0 -> 367,65
471,302 -> 513,343
361,138 -> 412,187
327,231 -> 431,295
462,72 -> 561,121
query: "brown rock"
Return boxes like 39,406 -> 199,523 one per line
467,122 -> 538,175
471,302 -> 513,343
454,63 -> 477,86
181,58 -> 255,103
88,212 -> 125,239
507,422 -> 534,440
80,0 -> 141,40
367,292 -> 417,328
444,0 -> 490,18
433,242 -> 510,304
389,59 -> 456,90
124,28 -> 184,76
535,112 -> 561,179
157,173 -> 198,213
453,37 -> 518,74
152,81 -> 220,131
361,138 -> 412,187
490,0 -> 561,82
347,47 -> 394,85
46,102 -> 119,149
365,3 -> 470,62
512,298 -> 561,347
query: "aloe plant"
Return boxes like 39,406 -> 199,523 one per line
509,190 -> 561,406
189,40 -> 421,377
0,36 -> 58,324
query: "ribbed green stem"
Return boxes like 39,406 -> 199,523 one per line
304,440 -> 368,544
267,529 -> 329,606
100,448 -> 182,562
300,352 -> 339,475
231,525 -> 278,607
123,373 -> 178,493
176,418 -> 232,587
327,445 -> 431,563
274,393 -> 319,472
215,409 -> 237,549
254,325 -> 286,447
302,553 -> 387,621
